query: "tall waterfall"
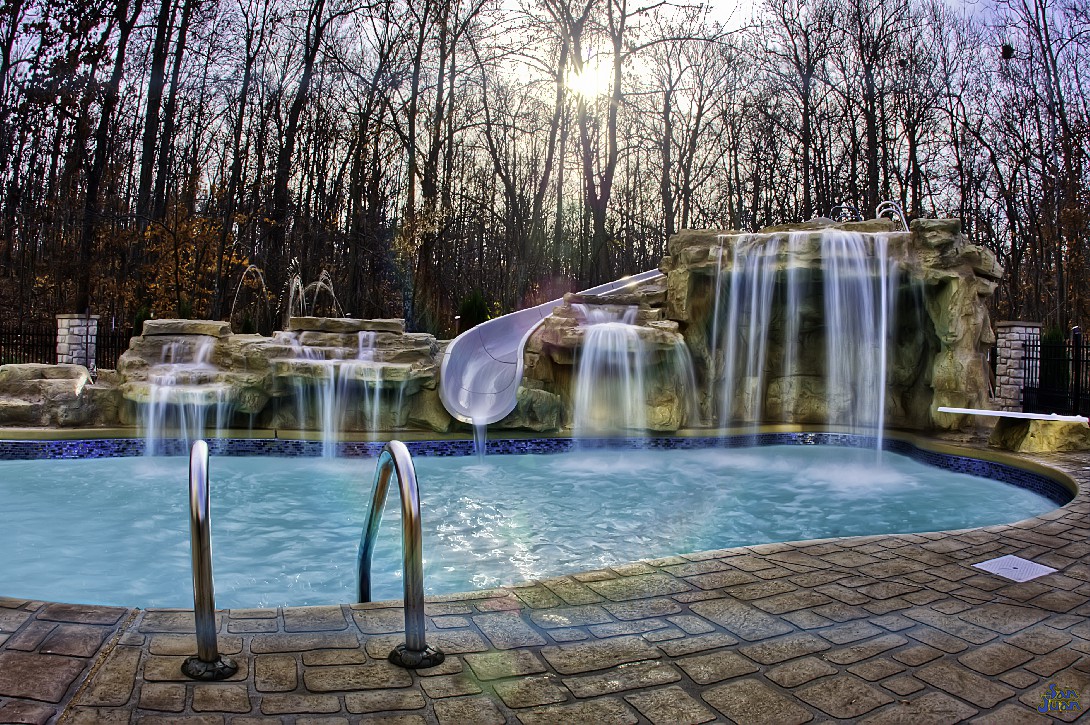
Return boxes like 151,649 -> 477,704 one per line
710,228 -> 899,447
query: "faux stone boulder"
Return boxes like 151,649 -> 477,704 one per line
114,318 -> 448,432
657,218 -> 1001,431
495,385 -> 563,432
141,319 -> 232,337
989,418 -> 1090,452
0,363 -> 117,427
286,317 -> 406,334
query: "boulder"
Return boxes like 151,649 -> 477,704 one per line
495,387 -> 562,432
407,388 -> 452,432
989,418 -> 1090,452
287,317 -> 406,333
142,319 -> 232,337
0,363 -> 97,426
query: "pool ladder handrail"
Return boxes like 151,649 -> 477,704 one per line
358,440 -> 445,668
182,440 -> 238,680
876,199 -> 909,231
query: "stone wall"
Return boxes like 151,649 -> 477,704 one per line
992,322 -> 1041,412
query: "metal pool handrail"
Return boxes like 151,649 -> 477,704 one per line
876,199 -> 909,231
357,440 -> 445,668
182,440 -> 238,680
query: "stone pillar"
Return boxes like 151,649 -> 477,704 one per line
56,314 -> 100,369
992,321 -> 1041,412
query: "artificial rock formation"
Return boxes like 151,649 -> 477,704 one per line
520,278 -> 697,432
0,364 -> 100,426
114,317 -> 445,431
0,218 -> 1001,435
656,218 -> 1001,431
989,418 -> 1090,452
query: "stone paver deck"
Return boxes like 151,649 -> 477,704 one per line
2,437 -> 1089,724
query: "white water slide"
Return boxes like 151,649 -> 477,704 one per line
439,270 -> 665,425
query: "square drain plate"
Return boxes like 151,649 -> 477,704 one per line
973,555 -> 1057,582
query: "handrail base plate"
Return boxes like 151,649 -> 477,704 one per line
182,654 -> 239,681
389,643 -> 445,669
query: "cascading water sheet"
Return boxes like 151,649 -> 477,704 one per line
571,304 -> 648,437
709,228 -> 899,444
142,336 -> 233,455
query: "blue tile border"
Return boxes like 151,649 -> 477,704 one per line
0,432 -> 1073,506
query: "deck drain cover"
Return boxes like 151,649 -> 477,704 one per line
973,555 -> 1057,582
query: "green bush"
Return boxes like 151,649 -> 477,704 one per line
457,289 -> 490,333
133,306 -> 152,335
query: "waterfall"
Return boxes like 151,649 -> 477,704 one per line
710,228 -> 898,446
572,305 -> 648,438
669,338 -> 700,429
142,337 -> 232,455
717,235 -> 781,431
819,230 -> 899,451
285,330 -> 391,458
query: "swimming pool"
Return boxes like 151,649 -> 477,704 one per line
0,437 -> 1068,608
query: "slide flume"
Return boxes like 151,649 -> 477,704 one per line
438,270 -> 665,425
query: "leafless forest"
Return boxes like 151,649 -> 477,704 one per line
0,0 -> 1086,336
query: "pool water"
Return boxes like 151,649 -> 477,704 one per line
0,446 -> 1059,608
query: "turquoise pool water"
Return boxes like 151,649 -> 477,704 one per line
0,445 -> 1059,608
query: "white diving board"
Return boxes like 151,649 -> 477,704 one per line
937,406 -> 1089,424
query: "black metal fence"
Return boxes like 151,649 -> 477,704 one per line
0,323 -> 133,368
97,327 -> 133,369
1022,327 -> 1088,415
0,324 -> 57,365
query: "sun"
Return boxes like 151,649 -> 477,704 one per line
566,57 -> 614,99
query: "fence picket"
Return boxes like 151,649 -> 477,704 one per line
0,325 -> 57,365
1022,330 -> 1090,415
0,324 -> 132,369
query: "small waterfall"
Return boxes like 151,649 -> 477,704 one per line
572,304 -> 648,439
710,228 -> 898,447
285,330 -> 393,457
142,337 -> 231,455
669,338 -> 700,429
355,332 -> 386,434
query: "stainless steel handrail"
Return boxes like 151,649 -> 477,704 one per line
358,440 -> 445,668
876,200 -> 909,231
181,440 -> 238,680
830,203 -> 863,222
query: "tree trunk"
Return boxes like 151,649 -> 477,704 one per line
76,0 -> 144,314
136,0 -> 175,231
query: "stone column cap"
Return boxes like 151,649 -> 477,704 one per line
995,321 -> 1042,328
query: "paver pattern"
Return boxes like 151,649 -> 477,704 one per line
1,436 -> 1089,724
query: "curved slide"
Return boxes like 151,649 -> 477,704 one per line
439,270 -> 665,425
